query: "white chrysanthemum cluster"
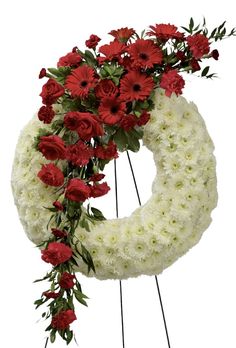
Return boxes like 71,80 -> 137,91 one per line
11,90 -> 217,280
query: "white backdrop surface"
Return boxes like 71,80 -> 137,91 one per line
0,1 -> 236,347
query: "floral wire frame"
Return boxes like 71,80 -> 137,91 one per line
15,18 -> 235,344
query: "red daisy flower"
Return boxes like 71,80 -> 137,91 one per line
109,27 -> 135,43
128,39 -> 163,68
65,65 -> 97,98
99,41 -> 126,61
98,97 -> 126,125
147,24 -> 184,41
119,71 -> 154,102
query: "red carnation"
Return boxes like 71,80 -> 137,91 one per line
90,182 -> 110,198
53,201 -> 64,211
99,41 -> 126,61
147,24 -> 184,41
38,163 -> 64,187
59,272 -> 75,289
187,34 -> 210,59
136,111 -> 150,126
38,105 -> 55,124
39,68 -> 47,79
95,79 -> 118,99
41,242 -> 72,266
98,97 -> 126,125
66,141 -> 94,166
57,52 -> 82,68
190,59 -> 201,72
65,178 -> 91,202
85,34 -> 101,49
43,291 -> 60,299
40,78 -> 64,105
65,65 -> 97,98
120,71 -> 154,102
109,27 -> 135,43
211,49 -> 219,60
120,114 -> 137,131
94,141 -> 118,160
89,173 -> 105,182
160,70 -> 185,97
38,135 -> 66,160
51,309 -> 76,330
51,228 -> 67,238
128,39 -> 163,68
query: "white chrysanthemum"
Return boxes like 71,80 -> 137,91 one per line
11,89 -> 217,280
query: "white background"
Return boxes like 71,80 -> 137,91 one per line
0,1 -> 236,347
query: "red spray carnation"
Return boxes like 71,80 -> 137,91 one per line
41,242 -> 72,266
85,34 -> 101,49
38,105 -> 55,124
38,163 -> 64,187
120,71 -> 154,102
136,111 -> 150,126
109,27 -> 135,42
89,173 -> 105,182
40,78 -> 64,105
57,52 -> 82,67
39,68 -> 47,79
147,24 -> 184,41
211,49 -> 219,60
65,65 -> 97,98
187,34 -> 210,59
51,310 -> 76,330
51,228 -> 67,238
98,97 -> 126,125
94,79 -> 118,98
66,141 -> 94,166
65,178 -> 91,202
99,41 -> 126,60
120,114 -> 137,131
38,135 -> 66,160
128,39 -> 163,68
43,291 -> 60,299
160,70 -> 185,97
53,201 -> 64,211
90,182 -> 110,198
59,272 -> 75,289
94,141 -> 118,160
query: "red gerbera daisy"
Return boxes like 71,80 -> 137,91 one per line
109,27 -> 135,43
119,71 -> 154,102
65,65 -> 97,98
147,24 -> 184,41
99,41 -> 126,61
98,97 -> 126,125
128,39 -> 163,68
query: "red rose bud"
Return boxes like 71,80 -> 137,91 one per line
51,228 -> 67,238
38,105 -> 55,124
120,114 -> 137,131
89,173 -> 105,182
160,69 -> 185,97
39,68 -> 47,79
136,111 -> 150,126
43,291 -> 60,299
85,34 -> 101,49
38,135 -> 66,160
53,201 -> 64,211
90,182 -> 110,198
94,141 -> 118,160
57,52 -> 82,68
65,178 -> 91,202
59,272 -> 75,289
51,309 -> 77,330
40,78 -> 64,105
190,59 -> 201,72
38,163 -> 64,187
94,79 -> 118,99
211,49 -> 219,60
41,242 -> 72,266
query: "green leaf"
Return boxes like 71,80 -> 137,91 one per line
74,290 -> 88,306
48,68 -> 61,77
66,330 -> 73,344
113,128 -> 128,151
189,17 -> 194,33
50,330 -> 56,343
91,207 -> 106,220
201,66 -> 210,77
127,133 -> 140,152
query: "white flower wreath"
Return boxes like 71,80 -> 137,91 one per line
11,89 -> 217,280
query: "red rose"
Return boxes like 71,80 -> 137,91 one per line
59,272 -> 75,289
211,49 -> 219,60
89,173 -> 105,182
94,141 -> 118,160
40,78 -> 65,105
38,105 -> 55,124
43,291 -> 60,299
120,114 -> 137,131
90,182 -> 110,198
38,163 -> 64,187
66,141 -> 94,167
51,309 -> 77,330
38,135 -> 66,160
160,70 -> 185,97
136,111 -> 150,126
41,242 -> 72,266
64,112 -> 81,131
85,34 -> 101,49
190,59 -> 201,72
94,79 -> 118,99
57,52 -> 82,68
187,34 -> 210,59
39,68 -> 47,79
53,201 -> 64,211
51,228 -> 67,238
65,178 -> 91,202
